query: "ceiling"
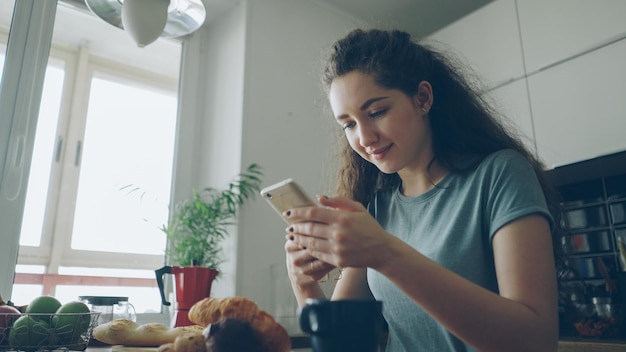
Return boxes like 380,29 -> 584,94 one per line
311,0 -> 493,38
0,0 -> 493,78
62,0 -> 493,39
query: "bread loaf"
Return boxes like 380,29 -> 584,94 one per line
95,297 -> 291,352
92,319 -> 203,346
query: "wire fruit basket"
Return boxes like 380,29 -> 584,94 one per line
0,312 -> 100,352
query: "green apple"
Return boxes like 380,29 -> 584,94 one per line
25,296 -> 62,323
52,301 -> 92,346
9,315 -> 50,352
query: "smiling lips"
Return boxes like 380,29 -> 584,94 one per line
368,145 -> 392,161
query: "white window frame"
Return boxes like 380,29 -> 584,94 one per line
1,1 -> 184,324
0,0 -> 56,299
16,44 -> 177,272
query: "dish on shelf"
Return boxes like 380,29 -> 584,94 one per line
572,302 -> 624,338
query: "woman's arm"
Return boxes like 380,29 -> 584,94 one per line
285,247 -> 372,305
331,268 -> 375,300
287,197 -> 558,352
375,215 -> 558,352
285,239 -> 329,306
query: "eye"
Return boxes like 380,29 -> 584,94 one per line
342,121 -> 356,131
368,108 -> 387,118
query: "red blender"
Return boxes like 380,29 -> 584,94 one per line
155,265 -> 219,327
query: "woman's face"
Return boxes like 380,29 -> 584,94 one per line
329,71 -> 433,175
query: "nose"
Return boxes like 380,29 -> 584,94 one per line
357,122 -> 378,148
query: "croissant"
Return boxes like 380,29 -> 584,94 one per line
188,297 -> 291,352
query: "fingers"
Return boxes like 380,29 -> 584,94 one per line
285,237 -> 301,252
301,257 -> 335,281
282,195 -> 365,224
317,195 -> 365,212
286,227 -> 332,263
285,239 -> 335,283
283,195 -> 377,269
286,234 -> 326,261
308,258 -> 335,276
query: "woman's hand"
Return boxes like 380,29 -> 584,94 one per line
285,196 -> 393,270
285,238 -> 335,285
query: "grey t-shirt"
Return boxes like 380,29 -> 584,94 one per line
367,149 -> 553,352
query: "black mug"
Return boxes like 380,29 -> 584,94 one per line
299,299 -> 384,352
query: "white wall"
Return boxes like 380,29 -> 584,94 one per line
176,0 -> 360,319
237,0 -> 356,311
174,2 -> 249,299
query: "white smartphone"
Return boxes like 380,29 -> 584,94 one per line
260,178 -> 317,224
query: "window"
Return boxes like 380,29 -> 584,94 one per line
2,1 -> 182,317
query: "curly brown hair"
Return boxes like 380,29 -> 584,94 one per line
322,29 -> 558,212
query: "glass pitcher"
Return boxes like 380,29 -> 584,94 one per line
79,296 -> 136,325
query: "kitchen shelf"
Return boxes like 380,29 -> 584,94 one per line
547,151 -> 626,341
548,152 -> 626,278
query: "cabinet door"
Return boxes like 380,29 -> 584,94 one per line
529,39 -> 626,168
483,79 -> 536,154
517,0 -> 626,73
427,0 -> 524,89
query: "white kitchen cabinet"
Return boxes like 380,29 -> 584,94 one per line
427,0 -> 524,89
529,38 -> 626,168
483,78 -> 536,155
426,0 -> 626,169
517,0 -> 626,73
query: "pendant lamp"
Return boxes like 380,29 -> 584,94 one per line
85,0 -> 206,47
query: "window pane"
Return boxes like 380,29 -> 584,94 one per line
15,264 -> 46,274
11,284 -> 43,306
71,76 -> 175,255
20,64 -> 65,246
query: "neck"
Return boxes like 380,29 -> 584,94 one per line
398,160 -> 448,197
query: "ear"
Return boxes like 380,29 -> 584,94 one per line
413,81 -> 433,113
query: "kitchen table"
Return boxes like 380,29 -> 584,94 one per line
86,338 -> 314,352
86,347 -> 312,352
558,338 -> 626,352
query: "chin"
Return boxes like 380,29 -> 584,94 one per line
370,162 -> 399,175
379,168 -> 398,175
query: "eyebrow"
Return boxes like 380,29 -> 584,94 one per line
336,96 -> 390,120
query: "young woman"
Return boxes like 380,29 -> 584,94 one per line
284,29 -> 560,352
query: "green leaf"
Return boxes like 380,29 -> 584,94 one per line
162,164 -> 263,271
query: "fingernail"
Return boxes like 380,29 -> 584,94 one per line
289,235 -> 294,241
284,210 -> 291,217
288,226 -> 294,233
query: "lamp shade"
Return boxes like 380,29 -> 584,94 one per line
85,0 -> 206,47
122,0 -> 169,47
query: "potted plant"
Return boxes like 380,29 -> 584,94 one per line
155,163 -> 263,326
163,163 -> 263,268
